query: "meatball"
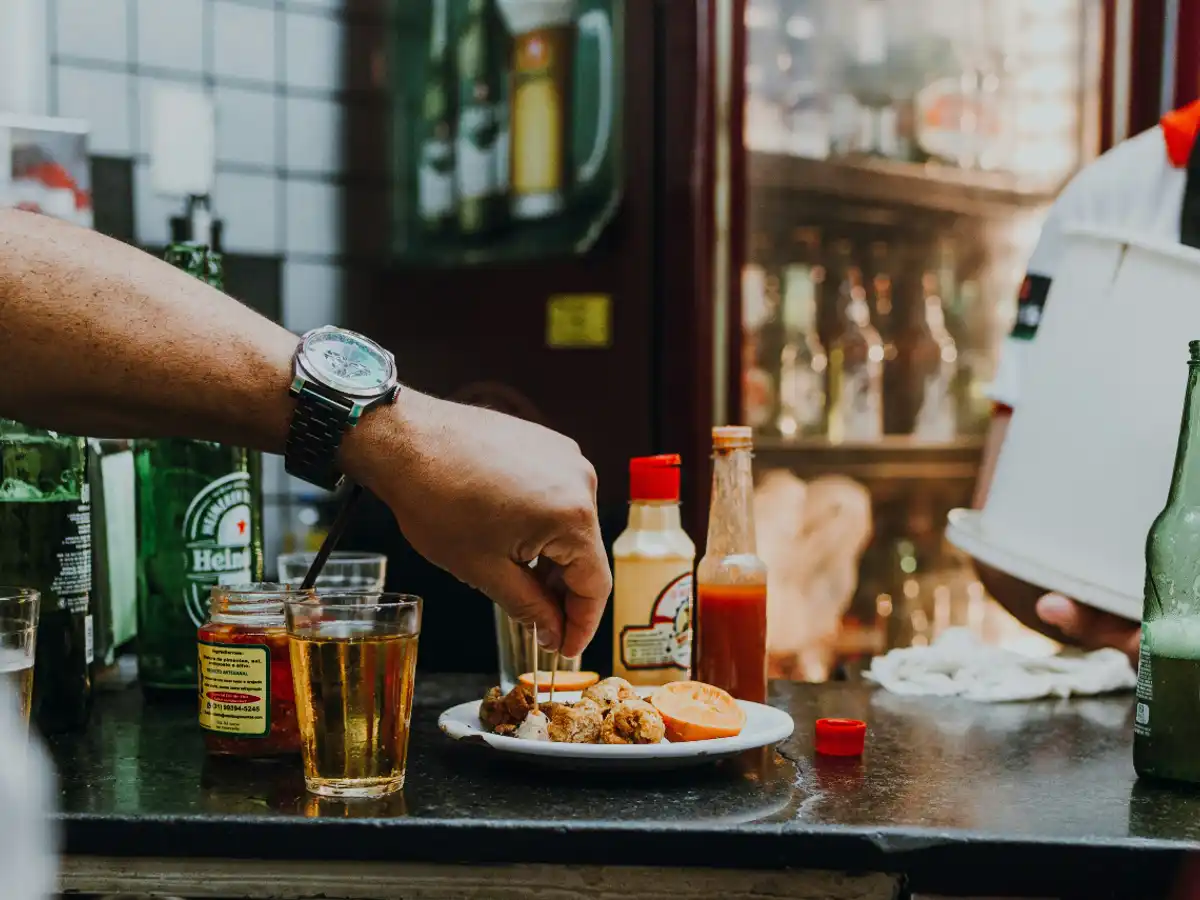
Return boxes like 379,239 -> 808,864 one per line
548,698 -> 604,743
599,698 -> 666,745
582,677 -> 636,710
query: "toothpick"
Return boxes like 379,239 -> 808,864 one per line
530,623 -> 539,715
549,652 -> 560,707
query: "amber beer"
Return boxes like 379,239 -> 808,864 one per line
286,593 -> 422,799
497,0 -> 613,220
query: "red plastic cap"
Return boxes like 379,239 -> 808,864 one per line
814,718 -> 866,757
630,454 -> 682,502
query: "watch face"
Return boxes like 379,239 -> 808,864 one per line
302,329 -> 395,395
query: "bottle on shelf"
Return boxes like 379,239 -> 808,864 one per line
909,272 -> 959,441
0,421 -> 92,734
612,455 -> 695,687
742,263 -> 780,434
418,0 -> 457,236
826,242 -> 884,444
135,197 -> 265,694
777,229 -> 827,439
696,427 -> 768,703
456,0 -> 509,237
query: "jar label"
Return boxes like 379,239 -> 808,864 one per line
198,640 -> 270,737
619,571 -> 693,671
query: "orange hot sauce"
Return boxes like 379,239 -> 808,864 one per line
695,426 -> 769,704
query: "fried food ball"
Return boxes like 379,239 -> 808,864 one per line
582,676 -> 636,710
599,698 -> 666,745
480,687 -> 508,730
547,698 -> 604,743
502,684 -> 535,723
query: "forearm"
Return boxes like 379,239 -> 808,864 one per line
0,209 -> 297,450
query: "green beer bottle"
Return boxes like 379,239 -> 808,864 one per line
0,421 -> 93,733
1135,340 -> 1200,783
135,200 -> 264,692
456,0 -> 509,236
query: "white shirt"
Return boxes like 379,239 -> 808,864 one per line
990,126 -> 1187,408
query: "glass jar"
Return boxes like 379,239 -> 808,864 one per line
197,583 -> 312,757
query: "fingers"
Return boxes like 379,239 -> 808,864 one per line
478,561 -> 566,652
1036,593 -> 1141,661
541,527 -> 612,659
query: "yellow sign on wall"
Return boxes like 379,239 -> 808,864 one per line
546,294 -> 612,349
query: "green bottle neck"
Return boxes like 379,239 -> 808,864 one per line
1168,362 -> 1200,505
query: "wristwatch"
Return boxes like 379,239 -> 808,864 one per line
285,326 -> 401,490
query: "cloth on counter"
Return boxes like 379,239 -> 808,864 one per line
865,627 -> 1136,702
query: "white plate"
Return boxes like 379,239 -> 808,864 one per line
945,508 -> 1141,621
438,689 -> 796,771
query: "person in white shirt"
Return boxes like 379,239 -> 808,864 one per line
0,207 -> 613,897
974,99 -> 1200,661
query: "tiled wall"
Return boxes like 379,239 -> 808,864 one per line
47,0 -> 390,334
46,0 -> 394,571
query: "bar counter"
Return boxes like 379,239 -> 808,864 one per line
49,676 -> 1200,899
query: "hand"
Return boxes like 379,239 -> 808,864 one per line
346,390 -> 611,659
1035,593 -> 1140,664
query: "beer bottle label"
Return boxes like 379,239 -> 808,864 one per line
52,484 -> 91,619
418,136 -> 455,221
1134,634 -> 1152,737
619,571 -> 693,671
198,641 -> 270,737
182,472 -> 254,629
457,99 -> 508,200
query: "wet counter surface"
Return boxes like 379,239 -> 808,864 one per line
49,676 -> 1200,897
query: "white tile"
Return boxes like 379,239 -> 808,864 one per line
284,11 -> 343,92
135,0 -> 204,72
214,171 -> 280,253
216,86 -> 278,166
284,179 -> 341,255
284,96 -> 342,174
133,160 -> 180,246
283,260 -> 343,333
213,1 -> 277,84
56,0 -> 130,63
136,75 -> 206,154
56,67 -> 133,155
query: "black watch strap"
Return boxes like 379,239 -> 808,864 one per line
285,387 -> 352,491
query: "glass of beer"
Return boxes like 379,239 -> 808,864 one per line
277,551 -> 387,592
285,592 -> 420,799
0,588 -> 39,726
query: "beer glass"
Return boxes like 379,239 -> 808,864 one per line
0,588 -> 38,726
277,551 -> 387,592
494,606 -> 582,693
496,0 -> 613,220
286,593 -> 421,799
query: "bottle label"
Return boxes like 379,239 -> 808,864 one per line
84,614 -> 94,666
182,472 -> 254,629
418,136 -> 455,221
619,572 -> 693,671
53,483 -> 91,618
197,641 -> 270,737
457,101 -> 508,200
1134,634 -> 1151,737
841,369 -> 882,440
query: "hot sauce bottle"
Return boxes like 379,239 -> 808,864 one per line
695,426 -> 768,703
612,455 -> 695,686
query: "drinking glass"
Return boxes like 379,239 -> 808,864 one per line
285,592 -> 421,799
0,588 -> 39,726
277,551 -> 387,591
494,606 -> 582,693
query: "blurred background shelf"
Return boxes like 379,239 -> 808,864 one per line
755,435 -> 985,481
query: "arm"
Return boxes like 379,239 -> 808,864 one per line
0,210 -> 610,657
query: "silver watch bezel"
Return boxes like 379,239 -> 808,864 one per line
292,326 -> 399,402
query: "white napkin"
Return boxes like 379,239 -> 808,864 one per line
865,628 -> 1136,702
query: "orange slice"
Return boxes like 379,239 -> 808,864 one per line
518,670 -> 600,692
650,681 -> 746,742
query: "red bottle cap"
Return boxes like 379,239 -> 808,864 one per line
814,718 -> 866,757
629,454 -> 682,502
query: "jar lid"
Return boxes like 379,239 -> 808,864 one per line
814,718 -> 866,757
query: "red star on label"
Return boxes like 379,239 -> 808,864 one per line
237,520 -> 246,535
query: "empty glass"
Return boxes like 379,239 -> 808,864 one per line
0,588 -> 39,725
286,592 -> 421,799
277,551 -> 387,591
494,607 -> 582,693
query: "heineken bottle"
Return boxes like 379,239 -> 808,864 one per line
456,0 -> 509,236
135,198 -> 264,692
0,421 -> 93,733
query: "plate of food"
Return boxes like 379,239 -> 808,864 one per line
438,675 -> 796,771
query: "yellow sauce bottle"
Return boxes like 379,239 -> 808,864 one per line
612,455 -> 695,686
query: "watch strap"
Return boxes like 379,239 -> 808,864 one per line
285,386 -> 352,491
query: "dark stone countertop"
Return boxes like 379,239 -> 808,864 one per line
46,675 -> 1200,897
